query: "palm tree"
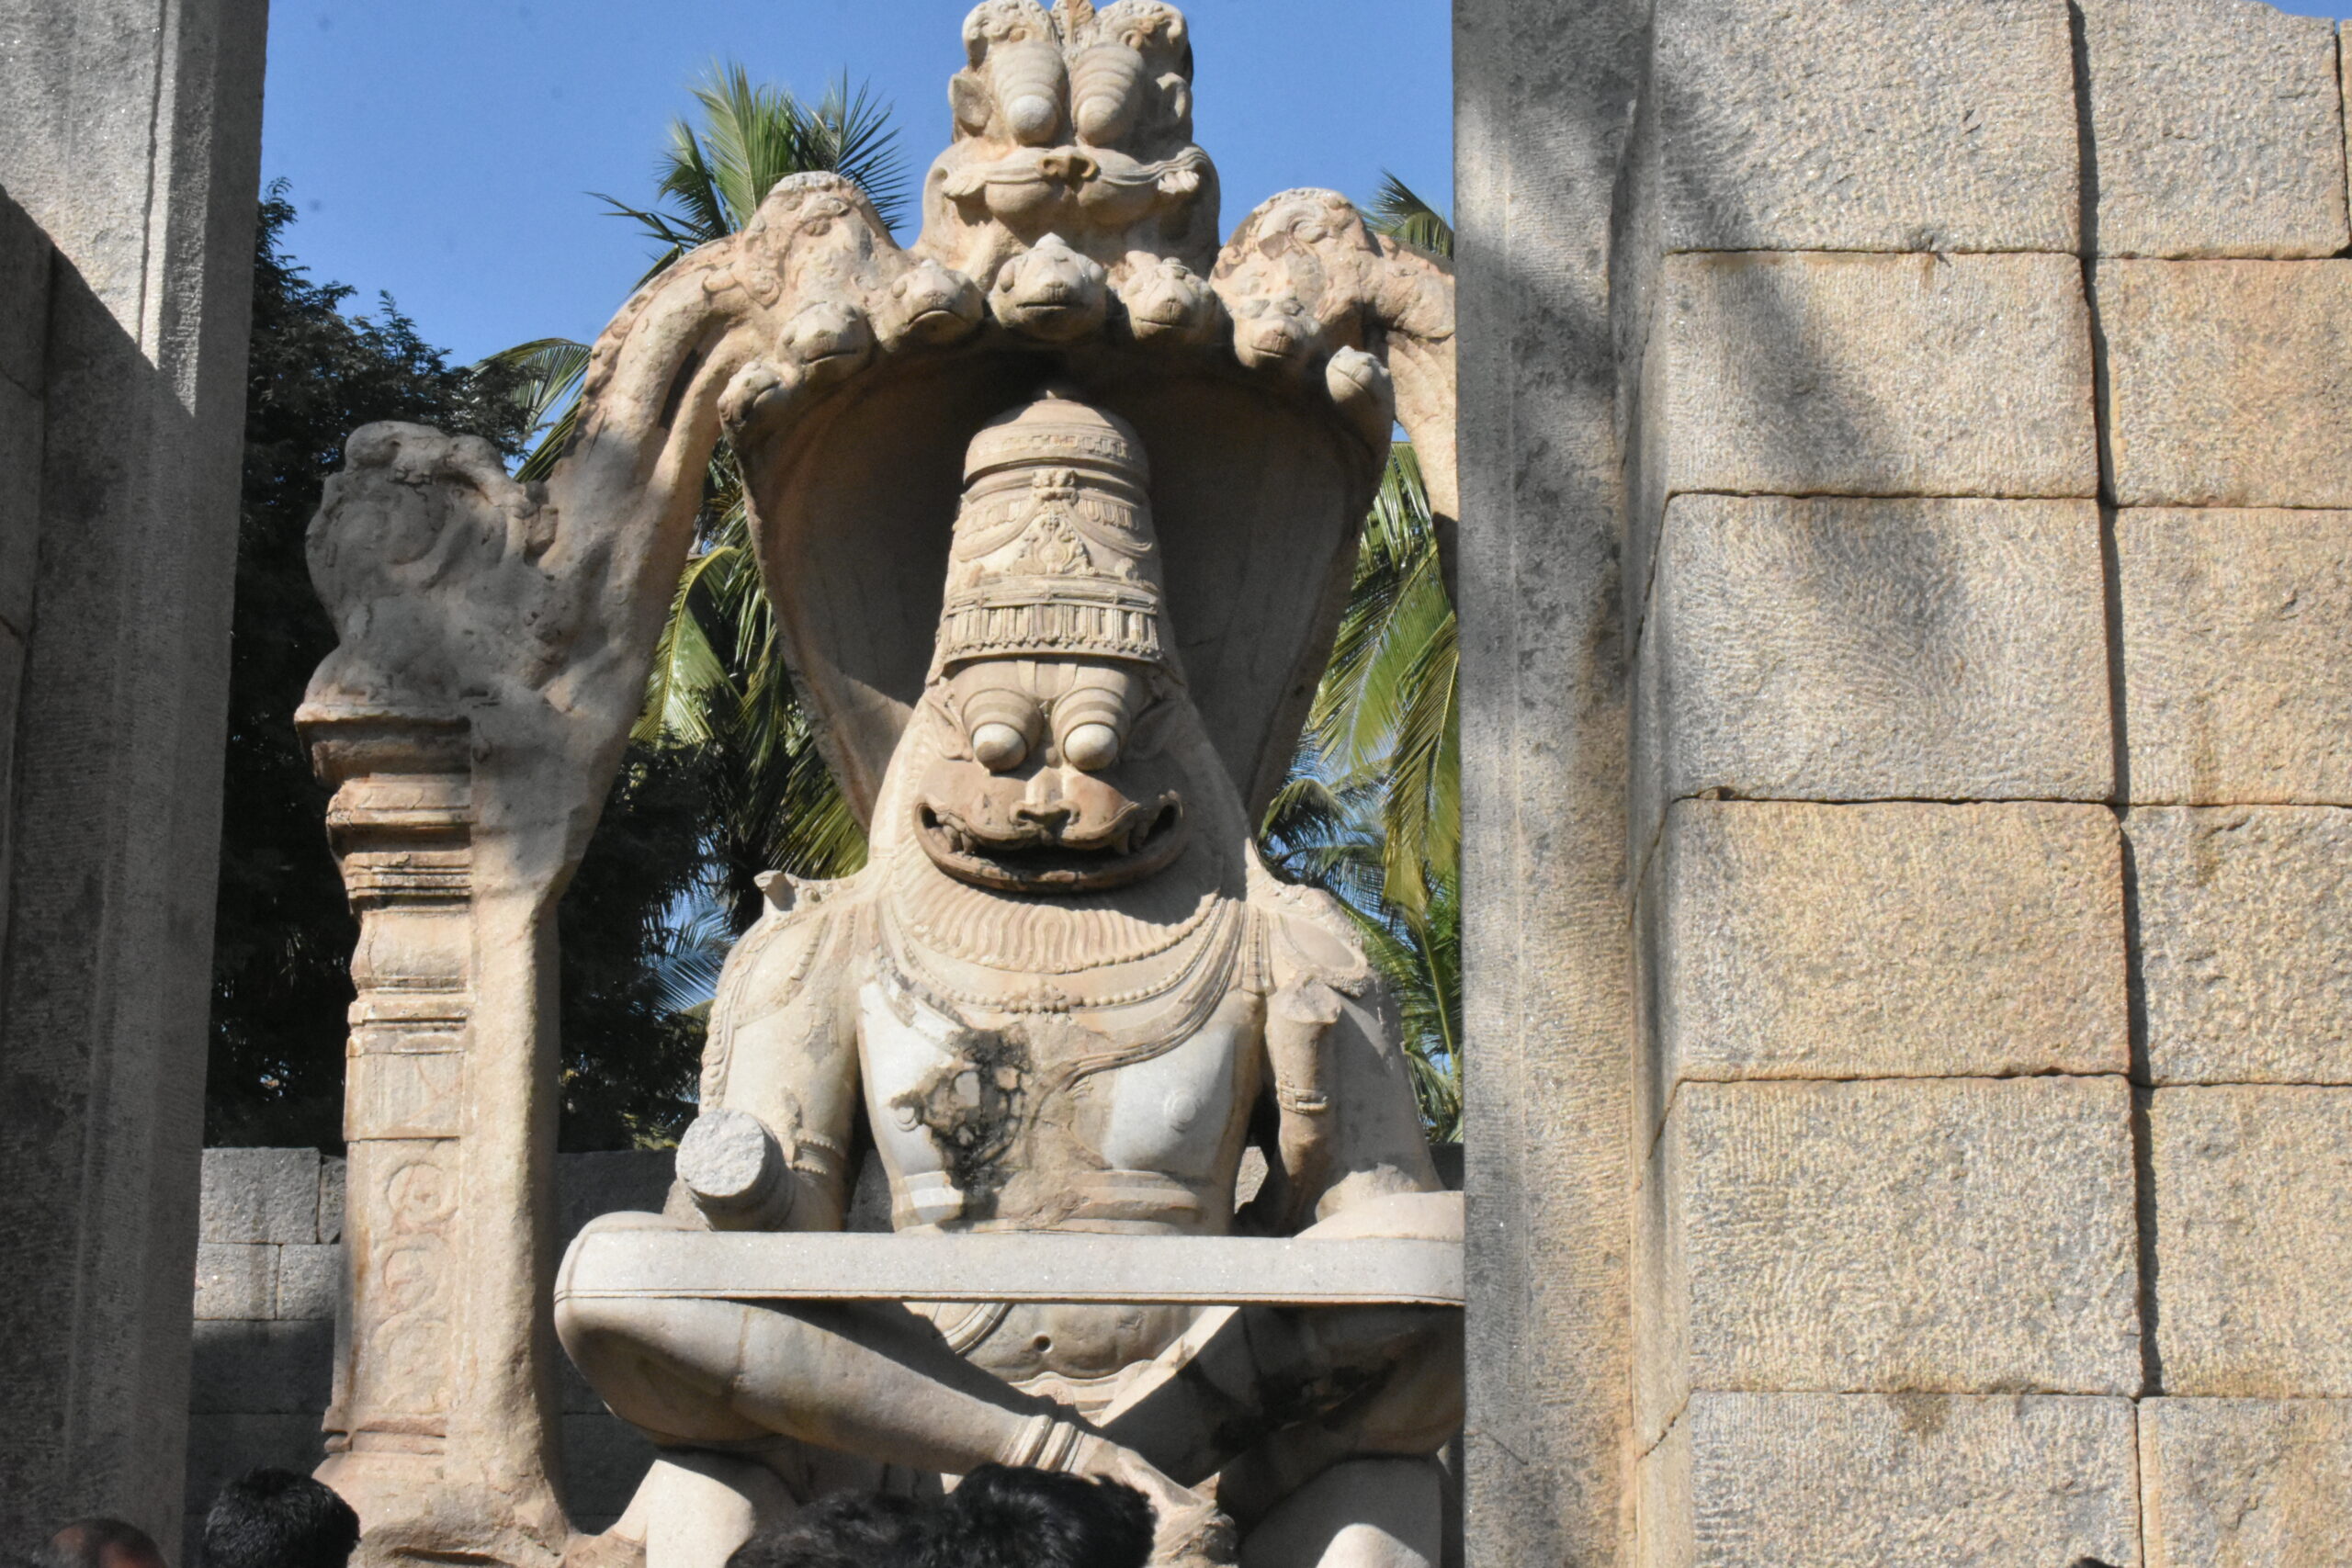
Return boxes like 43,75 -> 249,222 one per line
1258,172 -> 1463,1137
1260,444 -> 1462,1140
487,62 -> 904,939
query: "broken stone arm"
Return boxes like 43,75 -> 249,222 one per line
680,894 -> 866,1232
1244,974 -> 1444,1235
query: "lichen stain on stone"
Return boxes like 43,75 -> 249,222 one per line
1884,1388 -> 1951,1440
892,1027 -> 1035,1219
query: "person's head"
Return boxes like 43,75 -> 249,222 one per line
46,1518 -> 165,1568
912,1465 -> 1153,1568
725,1492 -> 923,1568
201,1471 -> 360,1568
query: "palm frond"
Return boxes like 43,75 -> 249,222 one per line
687,62 -> 809,234
1332,877 -> 1463,1139
513,398 -> 582,483
1366,172 -> 1454,260
598,62 -> 910,265
634,547 -> 737,746
1258,438 -> 1462,1133
651,897 -> 737,1013
479,337 -> 591,435
592,193 -> 699,267
805,73 -> 910,231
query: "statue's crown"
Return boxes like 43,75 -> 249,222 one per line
933,390 -> 1176,677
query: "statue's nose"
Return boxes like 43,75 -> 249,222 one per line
1010,798 -> 1074,833
1012,773 -> 1074,834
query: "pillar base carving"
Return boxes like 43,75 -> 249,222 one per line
305,709 -> 571,1568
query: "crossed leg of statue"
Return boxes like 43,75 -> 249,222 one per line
556,1196 -> 1463,1568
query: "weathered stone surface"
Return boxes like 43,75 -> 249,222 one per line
199,1146 -> 323,1244
1641,496 -> 2111,843
0,0 -> 268,1543
1651,0 -> 2079,254
2118,508 -> 2352,804
2140,1397 -> 2352,1566
2081,0 -> 2348,258
192,1244 -> 275,1323
847,1147 -> 894,1233
1638,1393 -> 2142,1568
2153,1086 -> 2352,1395
557,1149 -> 673,1242
0,187 -> 48,397
1637,1077 -> 2141,1444
2129,807 -> 2352,1084
1648,252 -> 2096,528
1647,801 -> 2124,1123
0,627 -> 20,956
2103,261 -> 2352,508
188,1319 -> 334,1415
275,1244 -> 342,1321
0,378 -> 42,638
1448,6 -> 1656,1541
0,197 -> 41,646
318,1154 -> 345,1245
560,1352 -> 607,1418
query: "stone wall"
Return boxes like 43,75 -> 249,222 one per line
0,0 -> 267,1541
188,1152 -> 345,1558
0,187 -> 46,979
186,1150 -> 674,1554
1453,0 -> 1648,1561
1602,0 -> 2352,1561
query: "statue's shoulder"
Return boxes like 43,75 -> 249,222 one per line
1244,861 -> 1376,1000
709,869 -> 875,1029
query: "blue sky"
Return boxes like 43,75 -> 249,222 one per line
258,0 -> 1454,366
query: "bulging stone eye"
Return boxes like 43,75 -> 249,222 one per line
1062,721 -> 1120,772
972,721 -> 1030,771
1006,92 -> 1059,142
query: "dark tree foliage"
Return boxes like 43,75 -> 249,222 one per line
554,745 -> 707,1149
210,187 -> 706,1151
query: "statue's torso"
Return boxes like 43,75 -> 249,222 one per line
858,976 -> 1260,1235
701,832 -> 1379,1406
850,865 -> 1264,1403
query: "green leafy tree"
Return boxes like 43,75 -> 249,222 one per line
209,187 -> 528,1147
1368,172 -> 1455,259
553,746 -> 711,1148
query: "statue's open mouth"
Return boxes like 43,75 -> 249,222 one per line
915,795 -> 1187,892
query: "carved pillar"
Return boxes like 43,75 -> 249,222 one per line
307,714 -> 569,1568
